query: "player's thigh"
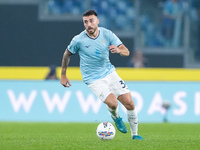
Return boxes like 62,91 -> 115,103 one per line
104,93 -> 118,109
118,92 -> 135,110
108,71 -> 135,110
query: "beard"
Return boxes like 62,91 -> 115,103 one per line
87,27 -> 97,35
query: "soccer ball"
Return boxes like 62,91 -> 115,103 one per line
96,122 -> 116,140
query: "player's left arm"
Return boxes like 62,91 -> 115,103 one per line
108,44 -> 130,56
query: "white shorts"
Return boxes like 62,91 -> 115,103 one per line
88,71 -> 130,102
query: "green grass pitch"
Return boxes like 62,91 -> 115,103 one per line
0,122 -> 199,150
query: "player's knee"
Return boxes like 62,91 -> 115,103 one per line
125,100 -> 135,110
109,101 -> 118,110
105,100 -> 118,110
112,104 -> 118,110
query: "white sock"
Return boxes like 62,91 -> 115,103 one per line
107,106 -> 119,119
127,109 -> 138,137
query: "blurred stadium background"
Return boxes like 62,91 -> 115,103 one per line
0,0 -> 200,123
1,0 -> 200,67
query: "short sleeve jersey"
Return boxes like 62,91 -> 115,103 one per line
67,27 -> 122,85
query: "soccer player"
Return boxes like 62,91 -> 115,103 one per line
60,10 -> 144,140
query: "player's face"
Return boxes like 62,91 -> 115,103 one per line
83,15 -> 99,36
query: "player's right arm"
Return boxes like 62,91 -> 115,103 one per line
60,49 -> 72,87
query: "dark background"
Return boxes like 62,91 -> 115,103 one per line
0,4 -> 183,67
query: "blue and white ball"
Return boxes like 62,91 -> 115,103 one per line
96,122 -> 116,140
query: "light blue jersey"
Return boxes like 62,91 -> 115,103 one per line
67,27 -> 122,85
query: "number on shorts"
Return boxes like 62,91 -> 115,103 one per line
119,80 -> 126,88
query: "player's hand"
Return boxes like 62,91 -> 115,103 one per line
60,75 -> 71,87
108,45 -> 120,54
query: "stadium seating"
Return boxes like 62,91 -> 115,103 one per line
47,0 -> 135,31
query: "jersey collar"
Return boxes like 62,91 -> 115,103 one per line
85,29 -> 100,40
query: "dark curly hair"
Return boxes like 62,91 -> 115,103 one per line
83,10 -> 98,17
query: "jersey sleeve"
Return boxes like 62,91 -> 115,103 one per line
107,30 -> 122,47
67,36 -> 79,54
